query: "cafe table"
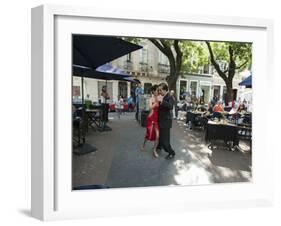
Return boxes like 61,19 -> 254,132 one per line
205,120 -> 239,150
85,108 -> 103,131
186,110 -> 204,126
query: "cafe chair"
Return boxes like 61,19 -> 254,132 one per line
212,112 -> 223,120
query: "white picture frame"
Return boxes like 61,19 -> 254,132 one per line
31,4 -> 274,221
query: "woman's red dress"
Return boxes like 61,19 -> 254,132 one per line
145,101 -> 160,141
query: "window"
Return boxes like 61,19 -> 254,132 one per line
140,49 -> 148,72
200,85 -> 210,104
198,66 -> 204,74
158,52 -> 170,73
190,81 -> 198,97
144,83 -> 153,94
213,85 -> 221,100
72,86 -> 80,97
140,49 -> 148,64
130,82 -> 138,99
219,61 -> 228,71
179,80 -> 187,100
118,81 -> 128,99
124,58 -> 133,70
158,52 -> 169,65
209,65 -> 215,74
203,65 -> 209,74
126,53 -> 132,62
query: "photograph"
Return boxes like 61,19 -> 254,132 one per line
71,34 -> 252,190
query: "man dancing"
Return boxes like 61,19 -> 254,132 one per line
156,83 -> 176,160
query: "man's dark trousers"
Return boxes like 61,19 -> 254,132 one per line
159,128 -> 174,155
157,93 -> 175,156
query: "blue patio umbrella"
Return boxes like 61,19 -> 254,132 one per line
239,75 -> 252,88
73,64 -> 135,82
122,76 -> 139,83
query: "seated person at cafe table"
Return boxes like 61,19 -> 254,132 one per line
201,102 -> 214,128
191,102 -> 213,129
237,103 -> 247,114
235,103 -> 247,124
212,101 -> 224,119
213,101 -> 223,112
205,102 -> 214,117
187,105 -> 207,130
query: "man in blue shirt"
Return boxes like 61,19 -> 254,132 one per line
127,95 -> 134,112
135,83 -> 144,120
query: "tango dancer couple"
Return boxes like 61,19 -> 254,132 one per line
140,83 -> 176,160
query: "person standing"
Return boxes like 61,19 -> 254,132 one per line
127,95 -> 134,112
100,86 -> 110,122
135,83 -> 144,121
156,83 -> 176,160
140,85 -> 160,158
115,95 -> 124,119
170,90 -> 177,119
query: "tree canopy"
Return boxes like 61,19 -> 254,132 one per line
180,41 -> 209,74
205,41 -> 252,102
206,41 -> 252,72
122,37 -> 252,102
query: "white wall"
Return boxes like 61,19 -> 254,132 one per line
1,0 -> 280,225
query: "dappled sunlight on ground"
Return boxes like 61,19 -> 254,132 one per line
181,148 -> 187,153
173,159 -> 213,185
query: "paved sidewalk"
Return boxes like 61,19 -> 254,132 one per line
73,112 -> 251,188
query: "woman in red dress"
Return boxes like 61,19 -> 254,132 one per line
140,85 -> 160,158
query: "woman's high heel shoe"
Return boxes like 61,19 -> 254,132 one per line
153,150 -> 159,158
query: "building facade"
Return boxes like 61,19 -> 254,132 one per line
73,39 -> 246,105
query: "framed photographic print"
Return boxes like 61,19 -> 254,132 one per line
31,4 -> 274,221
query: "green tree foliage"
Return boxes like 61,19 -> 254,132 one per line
206,41 -> 252,102
181,41 -> 209,74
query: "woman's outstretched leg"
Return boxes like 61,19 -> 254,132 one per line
140,138 -> 147,151
152,126 -> 159,158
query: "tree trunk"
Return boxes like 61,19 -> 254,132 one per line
225,81 -> 233,105
148,39 -> 182,101
166,66 -> 179,100
206,41 -> 237,105
168,79 -> 177,97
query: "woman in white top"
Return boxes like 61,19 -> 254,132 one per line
116,96 -> 124,118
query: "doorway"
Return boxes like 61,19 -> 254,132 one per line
200,85 -> 211,104
118,81 -> 128,99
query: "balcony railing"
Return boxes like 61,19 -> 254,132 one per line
158,63 -> 170,74
139,62 -> 148,72
123,60 -> 133,71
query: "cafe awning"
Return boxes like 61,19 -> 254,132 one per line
73,35 -> 142,69
239,75 -> 252,88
